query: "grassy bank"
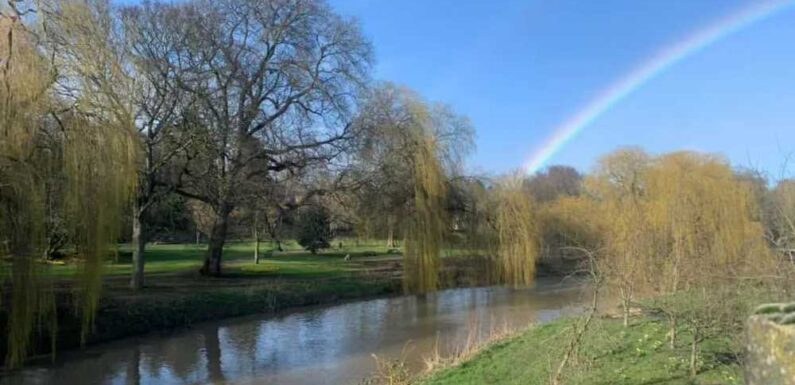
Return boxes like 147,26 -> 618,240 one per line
421,316 -> 742,385
5,240 -> 508,364
3,240 -> 406,363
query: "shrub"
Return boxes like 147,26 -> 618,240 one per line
296,206 -> 332,254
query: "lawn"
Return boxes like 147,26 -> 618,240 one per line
42,238 -> 400,280
421,316 -> 742,385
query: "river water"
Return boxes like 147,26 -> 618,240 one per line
2,278 -> 590,385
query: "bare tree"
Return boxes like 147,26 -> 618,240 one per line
119,2 -> 198,289
148,0 -> 373,276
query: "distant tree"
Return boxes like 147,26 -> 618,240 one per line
242,172 -> 320,261
145,193 -> 193,241
445,175 -> 494,250
525,165 -> 582,202
585,146 -> 650,199
537,195 -> 603,261
296,206 -> 332,254
767,179 -> 795,251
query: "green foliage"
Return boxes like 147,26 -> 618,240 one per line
296,206 -> 333,254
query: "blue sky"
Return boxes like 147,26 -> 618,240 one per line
329,0 -> 795,177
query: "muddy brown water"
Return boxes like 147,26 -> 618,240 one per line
1,278 -> 591,385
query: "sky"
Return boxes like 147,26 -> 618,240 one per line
328,0 -> 795,178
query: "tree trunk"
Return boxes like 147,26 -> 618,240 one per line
620,287 -> 630,327
130,207 -> 146,290
689,328 -> 699,378
623,299 -> 630,327
386,215 -> 395,248
266,210 -> 284,251
253,214 -> 260,264
201,205 -> 230,277
195,229 -> 201,245
669,316 -> 677,349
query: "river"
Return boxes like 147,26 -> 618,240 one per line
1,277 -> 590,385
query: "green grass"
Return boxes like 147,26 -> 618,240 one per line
421,316 -> 742,385
41,238 -> 397,278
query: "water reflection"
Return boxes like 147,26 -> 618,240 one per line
1,278 -> 588,385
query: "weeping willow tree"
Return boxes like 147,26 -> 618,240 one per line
493,176 -> 540,287
644,152 -> 773,292
48,0 -> 140,341
0,12 -> 58,369
588,148 -> 775,353
403,129 -> 448,293
0,1 -> 138,367
642,152 -> 774,367
350,83 -> 474,294
64,117 -> 137,346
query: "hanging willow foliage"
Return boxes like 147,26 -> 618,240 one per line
494,177 -> 540,287
64,117 -> 138,344
48,0 -> 139,347
403,130 -> 447,294
644,152 -> 773,291
0,15 -> 59,368
0,7 -> 138,367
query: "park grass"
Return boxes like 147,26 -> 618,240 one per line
41,238 -> 395,278
420,316 -> 742,385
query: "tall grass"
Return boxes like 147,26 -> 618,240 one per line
360,316 -> 522,385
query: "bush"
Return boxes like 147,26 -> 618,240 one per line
296,206 -> 332,254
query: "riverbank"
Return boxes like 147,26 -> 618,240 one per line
419,315 -> 743,385
2,241 -> 406,365
3,241 -> 523,366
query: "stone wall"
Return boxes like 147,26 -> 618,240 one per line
745,303 -> 795,385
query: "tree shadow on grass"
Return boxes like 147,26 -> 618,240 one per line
637,374 -> 689,385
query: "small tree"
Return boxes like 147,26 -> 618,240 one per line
297,206 -> 332,254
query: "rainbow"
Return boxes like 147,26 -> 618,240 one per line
524,0 -> 795,174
